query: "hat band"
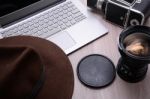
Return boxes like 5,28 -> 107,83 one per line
27,65 -> 45,99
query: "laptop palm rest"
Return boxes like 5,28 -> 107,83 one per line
47,31 -> 76,50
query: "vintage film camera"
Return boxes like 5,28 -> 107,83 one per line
87,0 -> 150,28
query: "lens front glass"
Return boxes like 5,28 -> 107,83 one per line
123,33 -> 150,57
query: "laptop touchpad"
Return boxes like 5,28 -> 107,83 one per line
47,31 -> 76,50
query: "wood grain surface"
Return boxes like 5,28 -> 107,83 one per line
69,0 -> 150,99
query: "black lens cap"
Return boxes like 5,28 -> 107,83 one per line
77,54 -> 116,88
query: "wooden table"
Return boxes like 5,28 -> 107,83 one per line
69,0 -> 150,99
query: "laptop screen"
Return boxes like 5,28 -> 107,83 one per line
0,0 -> 65,27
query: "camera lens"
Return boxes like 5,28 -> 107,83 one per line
117,25 -> 150,83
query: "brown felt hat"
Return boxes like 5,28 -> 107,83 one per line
0,36 -> 74,99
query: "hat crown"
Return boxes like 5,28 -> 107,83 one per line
0,47 -> 44,99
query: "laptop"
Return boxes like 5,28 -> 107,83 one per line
0,0 -> 108,54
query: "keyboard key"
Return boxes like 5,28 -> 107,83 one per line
52,23 -> 59,28
71,9 -> 80,14
23,28 -> 29,33
65,21 -> 71,27
48,16 -> 54,21
63,5 -> 68,10
42,28 -> 49,33
75,15 -> 86,22
57,16 -> 63,21
58,11 -> 64,16
18,26 -> 23,30
38,21 -> 44,26
15,31 -> 22,36
38,26 -> 43,30
58,21 -> 63,25
44,19 -> 49,23
53,14 -> 59,18
33,23 -> 39,28
53,19 -> 58,23
41,23 -> 48,28
62,18 -> 68,23
62,14 -> 67,19
60,23 -> 67,29
47,20 -> 53,25
73,12 -> 83,18
23,23 -> 29,28
39,16 -> 45,21
48,26 -> 53,30
51,27 -> 61,34
70,19 -> 76,25
72,5 -> 77,10
29,26 -> 34,30
12,28 -> 18,33
67,12 -> 72,16
67,15 -> 73,21
63,9 -> 68,14
68,2 -> 74,8
43,15 -> 49,19
37,31 -> 42,35
34,19 -> 39,23
32,28 -> 38,33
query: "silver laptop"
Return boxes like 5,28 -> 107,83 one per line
0,0 -> 108,54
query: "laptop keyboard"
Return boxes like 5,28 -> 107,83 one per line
1,1 -> 86,38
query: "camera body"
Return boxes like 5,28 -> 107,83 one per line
87,0 -> 150,28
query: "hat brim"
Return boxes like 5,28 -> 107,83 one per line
0,36 -> 74,99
